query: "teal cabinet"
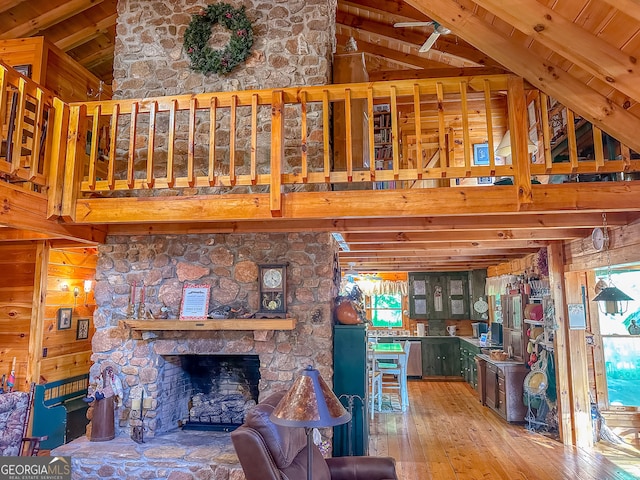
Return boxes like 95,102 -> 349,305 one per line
459,339 -> 481,390
332,324 -> 368,457
421,337 -> 460,377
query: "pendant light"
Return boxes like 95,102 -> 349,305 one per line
591,213 -> 633,315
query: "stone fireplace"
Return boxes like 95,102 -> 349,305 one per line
158,354 -> 260,432
89,232 -> 338,440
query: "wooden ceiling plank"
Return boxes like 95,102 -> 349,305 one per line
54,13 -> 117,51
474,0 -> 640,107
599,0 -> 640,23
341,0 -> 431,22
404,0 -> 640,153
0,0 -> 29,15
368,66 -> 507,81
0,0 -> 106,40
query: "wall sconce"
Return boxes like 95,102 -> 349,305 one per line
73,286 -> 80,308
83,280 -> 93,306
60,283 -> 69,292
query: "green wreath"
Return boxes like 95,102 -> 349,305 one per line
184,3 -> 254,75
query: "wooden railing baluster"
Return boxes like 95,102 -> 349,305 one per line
593,125 -> 604,171
390,85 -> 399,179
251,93 -> 258,185
367,88 -> 375,182
87,104 -> 100,190
436,82 -> 446,170
10,77 -> 27,174
107,104 -> 118,190
146,101 -> 156,188
299,91 -> 308,183
270,90 -> 284,215
483,79 -> 495,176
187,97 -> 196,188
229,95 -> 237,186
413,84 -> 424,178
539,92 -> 552,173
566,109 -> 578,172
322,89 -> 330,182
29,87 -> 45,181
127,102 -> 138,189
344,88 -> 353,182
167,99 -> 176,188
460,80 -> 471,175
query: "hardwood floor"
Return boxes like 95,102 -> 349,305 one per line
368,380 -> 640,480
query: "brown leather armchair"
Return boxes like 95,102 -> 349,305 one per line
231,391 -> 398,480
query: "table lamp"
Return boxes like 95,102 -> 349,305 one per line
270,365 -> 351,480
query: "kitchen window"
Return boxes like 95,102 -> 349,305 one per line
368,293 -> 403,328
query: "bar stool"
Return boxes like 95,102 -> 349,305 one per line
368,347 -> 382,419
376,340 -> 410,410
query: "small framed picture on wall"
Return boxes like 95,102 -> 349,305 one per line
57,308 -> 72,330
76,318 -> 90,340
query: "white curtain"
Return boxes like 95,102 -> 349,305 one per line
356,279 -> 408,296
485,274 -> 517,296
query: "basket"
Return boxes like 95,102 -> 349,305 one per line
489,350 -> 509,361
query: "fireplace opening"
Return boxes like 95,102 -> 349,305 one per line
158,354 -> 260,434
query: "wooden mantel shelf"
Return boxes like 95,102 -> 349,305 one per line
120,318 -> 296,331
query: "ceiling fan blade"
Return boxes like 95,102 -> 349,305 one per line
394,21 -> 434,28
419,32 -> 440,53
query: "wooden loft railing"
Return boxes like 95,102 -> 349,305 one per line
0,63 -> 65,198
2,62 -> 640,224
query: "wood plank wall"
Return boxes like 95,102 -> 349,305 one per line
40,246 -> 96,382
0,242 -> 96,390
0,242 -> 37,391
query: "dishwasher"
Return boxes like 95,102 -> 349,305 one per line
406,340 -> 423,378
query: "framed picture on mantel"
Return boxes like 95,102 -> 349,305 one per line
179,284 -> 211,320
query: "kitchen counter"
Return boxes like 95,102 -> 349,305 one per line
477,353 -> 524,367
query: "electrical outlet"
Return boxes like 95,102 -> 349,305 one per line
42,347 -> 47,358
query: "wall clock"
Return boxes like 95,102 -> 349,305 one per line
591,227 -> 607,252
256,264 -> 287,318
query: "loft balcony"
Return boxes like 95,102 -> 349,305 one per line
1,60 -> 640,239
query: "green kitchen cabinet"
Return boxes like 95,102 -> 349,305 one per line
408,272 -> 470,320
332,324 -> 368,457
422,337 -> 460,377
459,339 -> 482,390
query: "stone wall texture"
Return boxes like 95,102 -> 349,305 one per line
91,232 -> 339,438
111,0 -> 337,193
113,0 -> 337,97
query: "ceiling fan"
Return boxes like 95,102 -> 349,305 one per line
393,21 -> 452,53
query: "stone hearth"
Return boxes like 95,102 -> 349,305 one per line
52,430 -> 244,480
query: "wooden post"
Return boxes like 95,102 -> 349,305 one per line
26,241 -> 47,387
61,104 -> 87,222
46,97 -> 69,219
547,241 -> 574,445
506,75 -> 532,207
270,90 -> 284,216
564,270 -> 594,448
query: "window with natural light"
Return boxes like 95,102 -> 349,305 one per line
369,293 -> 403,328
597,269 -> 640,407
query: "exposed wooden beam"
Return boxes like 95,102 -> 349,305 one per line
104,212 -> 635,236
0,229 -> 55,241
368,66 -> 507,82
336,10 -> 495,67
341,229 -> 587,243
474,0 -> 640,105
0,184 -> 105,244
54,13 -> 117,51
0,0 -> 105,39
75,183 -> 640,224
336,32 -> 449,69
404,0 -> 640,153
